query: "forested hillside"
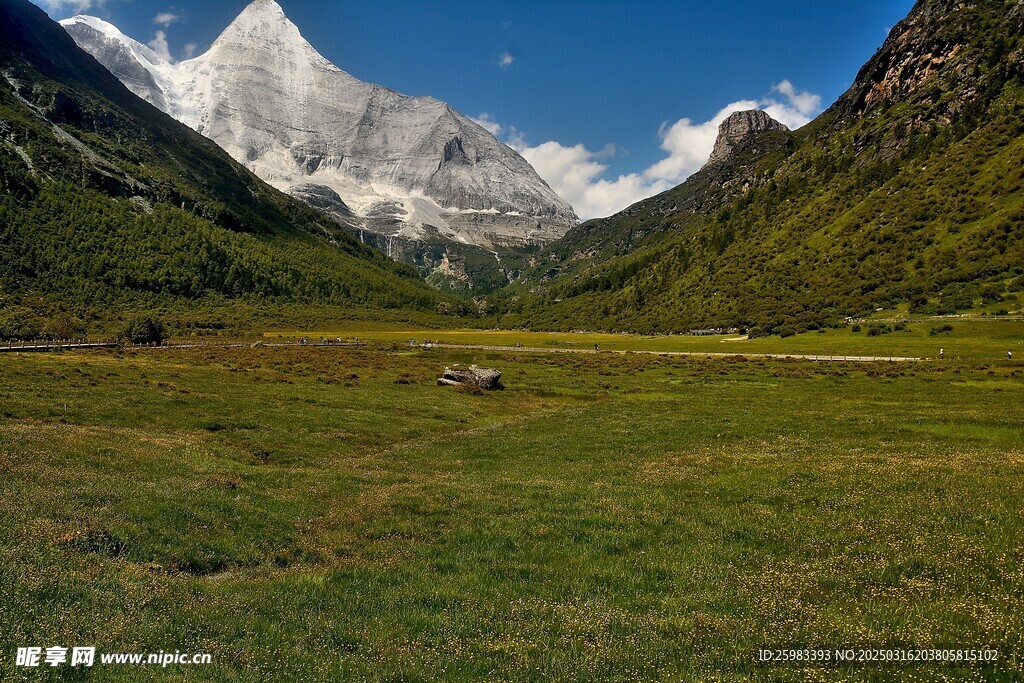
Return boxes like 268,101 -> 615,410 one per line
504,0 -> 1024,334
0,0 -> 454,337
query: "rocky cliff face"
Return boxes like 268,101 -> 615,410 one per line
61,0 -> 578,254
827,0 -> 1024,129
704,110 -> 789,168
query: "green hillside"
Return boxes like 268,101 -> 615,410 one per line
504,0 -> 1024,334
0,0 -> 456,337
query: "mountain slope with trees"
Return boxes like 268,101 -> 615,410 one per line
504,0 -> 1024,334
0,0 -> 455,336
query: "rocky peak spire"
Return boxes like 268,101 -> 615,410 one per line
244,0 -> 285,15
201,0 -> 348,82
704,110 -> 788,168
227,0 -> 289,28
212,0 -> 303,49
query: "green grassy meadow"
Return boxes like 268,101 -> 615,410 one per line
1,340 -> 1022,681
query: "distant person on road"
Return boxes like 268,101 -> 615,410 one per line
594,343 -> 599,351
940,348 -> 944,359
1009,350 -> 1013,360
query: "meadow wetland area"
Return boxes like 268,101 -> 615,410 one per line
1,319 -> 1022,681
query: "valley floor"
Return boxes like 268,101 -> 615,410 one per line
268,318 -> 1024,362
1,341 -> 1022,681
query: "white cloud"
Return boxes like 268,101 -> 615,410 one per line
470,113 -> 503,137
147,30 -> 172,62
182,42 -> 199,59
770,80 -> 821,117
153,11 -> 180,27
148,11 -> 184,60
504,81 -> 822,220
498,52 -> 516,68
509,137 -> 673,221
31,0 -> 104,15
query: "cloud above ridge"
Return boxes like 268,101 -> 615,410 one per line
503,81 -> 822,221
470,113 -> 503,137
147,30 -> 172,62
31,0 -> 105,15
153,11 -> 180,27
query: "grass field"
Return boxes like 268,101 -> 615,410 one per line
1,343 -> 1022,681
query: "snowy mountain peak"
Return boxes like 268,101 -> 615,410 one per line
61,15 -> 180,113
215,0 -> 302,48
62,15 -> 125,42
63,2 -> 578,251
205,0 -> 345,80
247,0 -> 285,11
61,15 -> 166,66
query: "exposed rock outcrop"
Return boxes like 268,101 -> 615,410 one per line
286,184 -> 356,225
437,365 -> 503,390
825,0 -> 1024,132
704,110 -> 788,168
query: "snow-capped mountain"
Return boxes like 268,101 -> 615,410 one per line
62,0 -> 577,251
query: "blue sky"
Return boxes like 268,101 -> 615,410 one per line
34,0 -> 916,219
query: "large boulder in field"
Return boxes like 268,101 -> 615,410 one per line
438,365 -> 503,390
